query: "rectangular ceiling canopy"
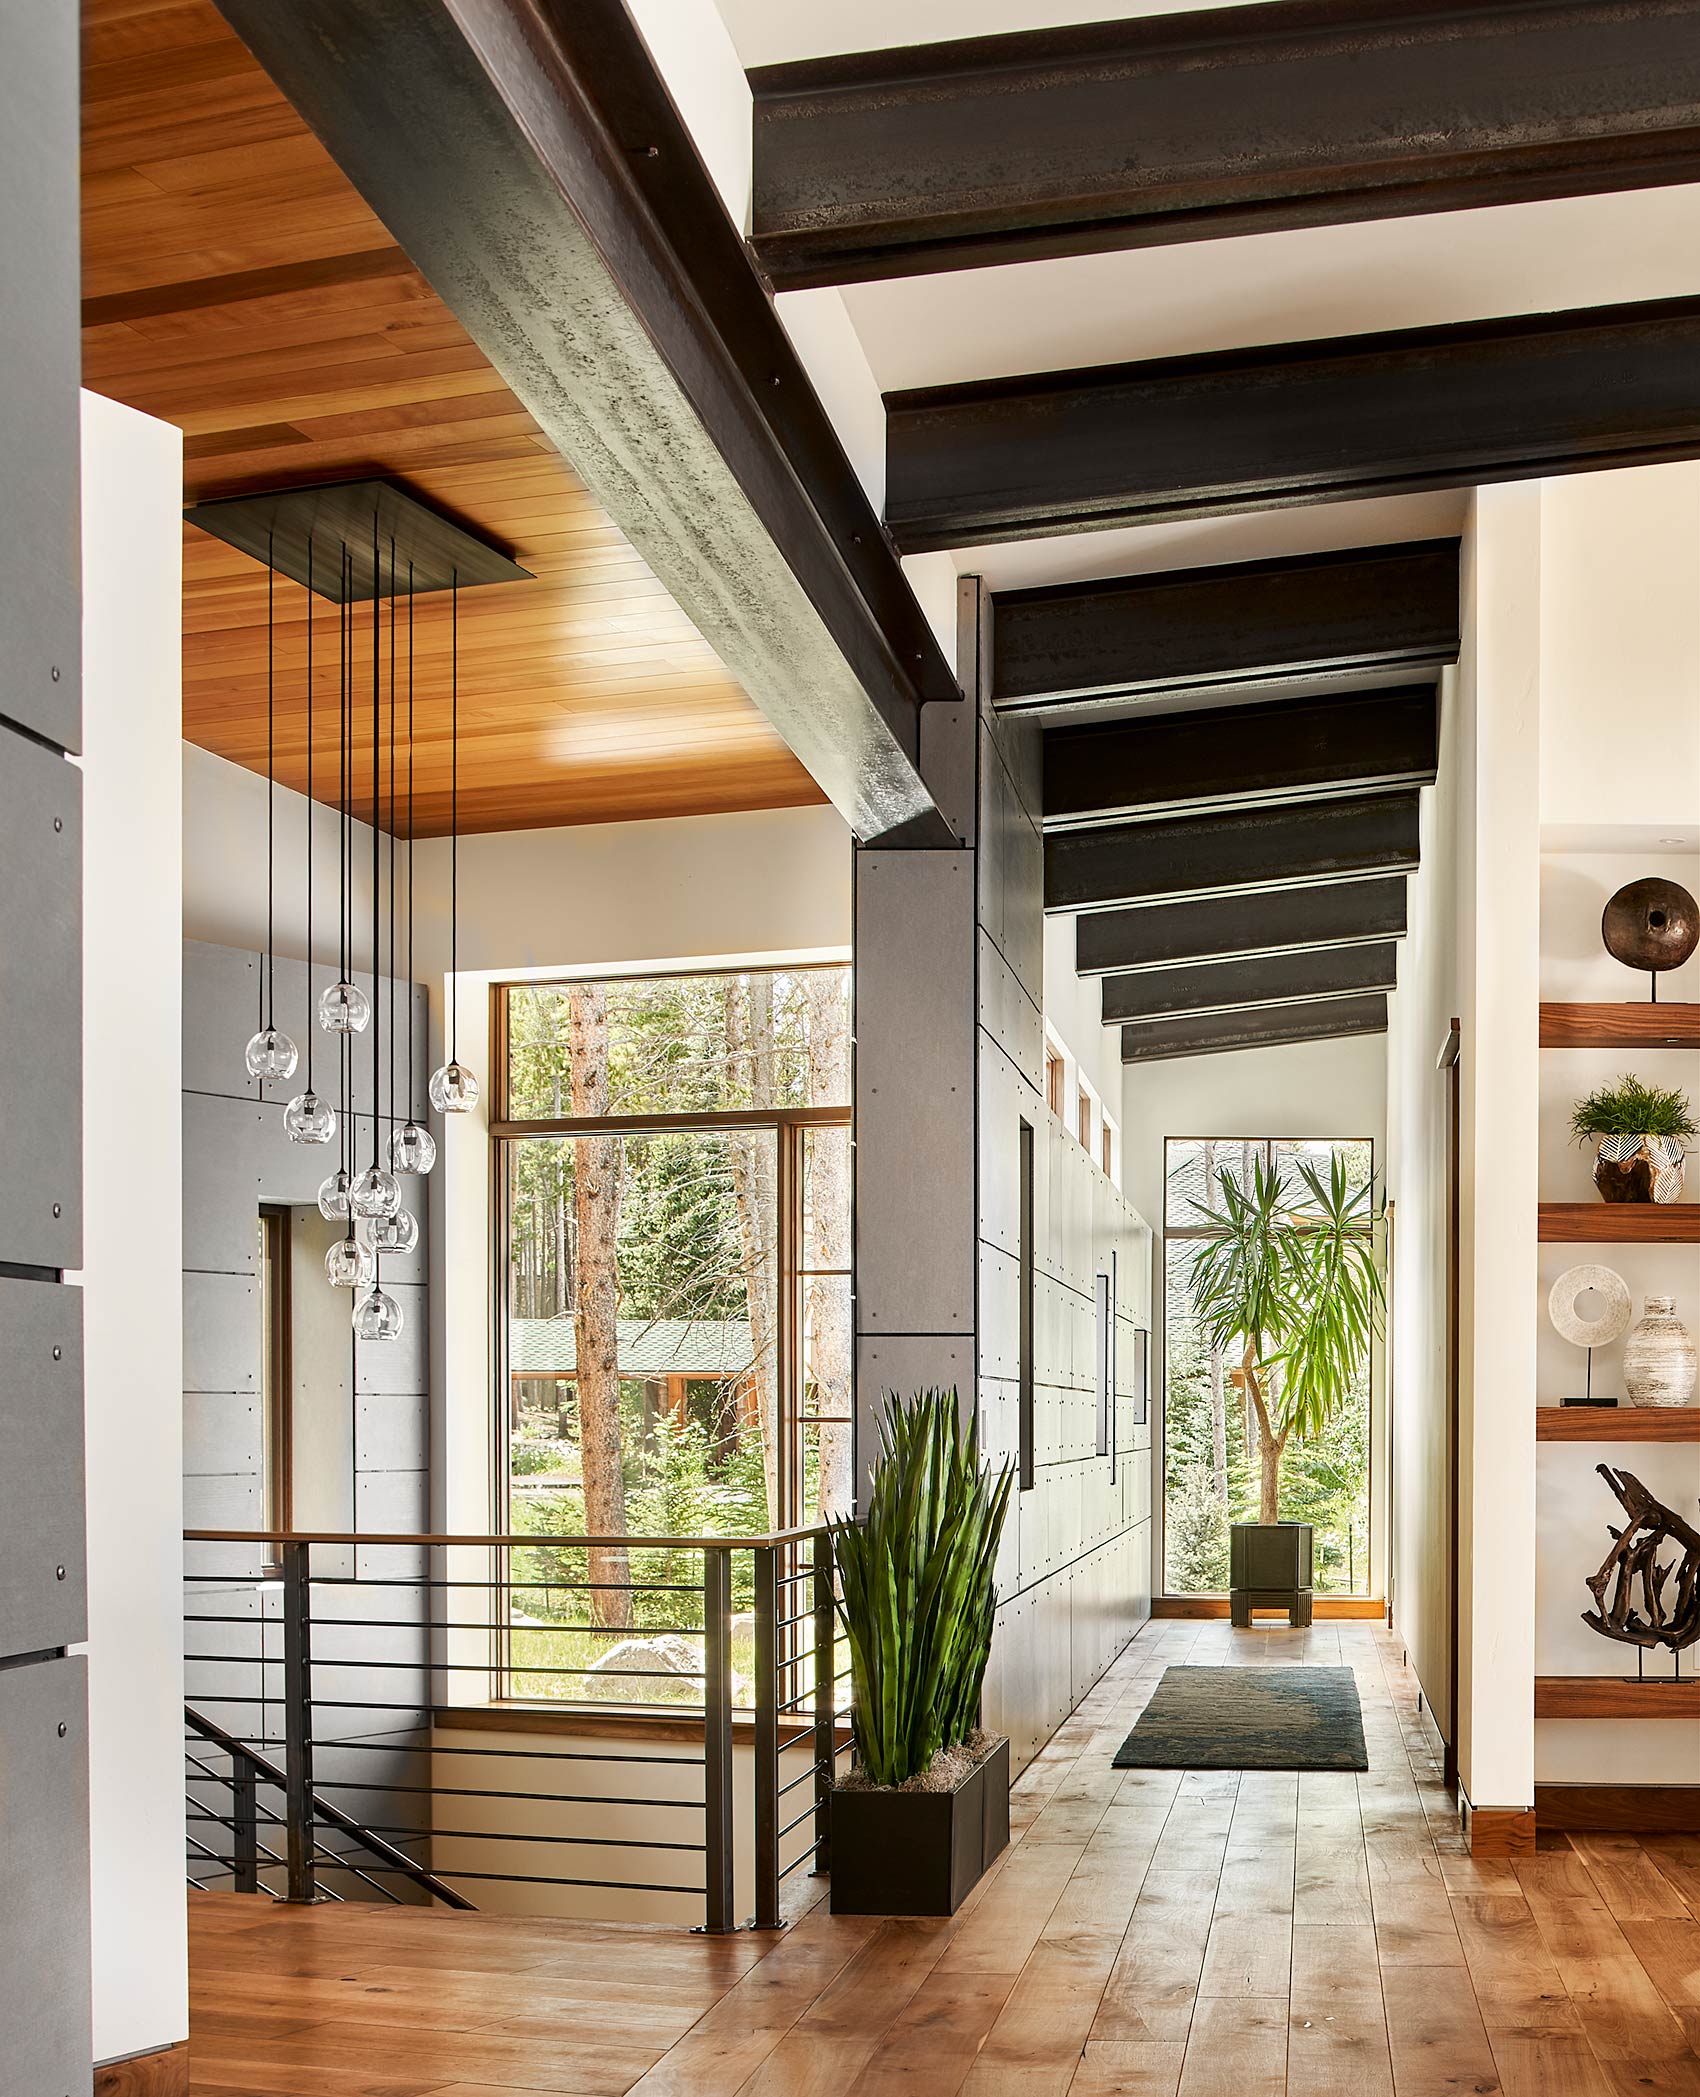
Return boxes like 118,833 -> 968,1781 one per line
184,478 -> 532,602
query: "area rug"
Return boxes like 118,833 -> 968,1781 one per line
1112,1666 -> 1368,1772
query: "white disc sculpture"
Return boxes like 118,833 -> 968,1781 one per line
1548,1264 -> 1632,1350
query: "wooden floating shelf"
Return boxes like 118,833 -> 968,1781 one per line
1538,1406 -> 1700,1441
1541,1001 -> 1700,1048
1539,1203 -> 1700,1242
1536,1676 -> 1700,1717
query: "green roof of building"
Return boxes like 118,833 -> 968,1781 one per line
508,1317 -> 755,1378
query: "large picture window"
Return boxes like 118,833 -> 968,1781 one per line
1162,1137 -> 1375,1598
494,966 -> 852,1561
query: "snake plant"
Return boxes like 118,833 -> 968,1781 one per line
831,1389 -> 1013,1789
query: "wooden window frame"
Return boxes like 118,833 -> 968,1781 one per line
490,972 -> 852,1537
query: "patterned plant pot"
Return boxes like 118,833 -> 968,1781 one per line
1623,1296 -> 1699,1409
1594,1135 -> 1688,1204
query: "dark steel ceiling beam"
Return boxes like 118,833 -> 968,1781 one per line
1121,994 -> 1389,1064
885,296 -> 1700,552
1103,942 -> 1398,1026
996,541 -> 1459,713
1046,793 -> 1421,913
213,0 -> 958,843
749,1 -> 1700,288
1075,879 -> 1409,977
1043,686 -> 1438,830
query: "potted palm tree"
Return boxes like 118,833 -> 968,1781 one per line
1187,1153 -> 1383,1626
828,1389 -> 1013,1916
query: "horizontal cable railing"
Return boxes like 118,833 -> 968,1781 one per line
183,1524 -> 852,1930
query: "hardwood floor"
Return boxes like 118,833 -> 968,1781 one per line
187,1619 -> 1700,2096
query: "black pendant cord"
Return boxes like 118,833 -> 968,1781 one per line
371,512 -> 382,1180
264,530 -> 276,1036
407,564 -> 416,1121
304,535 -> 315,1097
387,538 -> 398,1156
450,568 -> 459,1069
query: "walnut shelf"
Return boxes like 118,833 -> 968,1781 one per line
1536,1675 -> 1700,1717
1542,1002 -> 1700,1048
1538,1406 -> 1700,1441
1539,1204 -> 1700,1242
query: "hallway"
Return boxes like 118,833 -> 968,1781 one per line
185,1617 -> 1700,2097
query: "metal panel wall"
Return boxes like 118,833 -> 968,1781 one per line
0,1658 -> 92,2097
0,6 -> 90,2084
0,0 -> 80,754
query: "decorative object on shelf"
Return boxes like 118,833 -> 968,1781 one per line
1583,1464 -> 1700,1675
243,542 -> 299,1088
1624,1295 -> 1699,1408
428,577 -> 479,1116
1548,1262 -> 1631,1405
1570,1074 -> 1696,1203
1602,877 -> 1700,1001
829,1390 -> 1012,1916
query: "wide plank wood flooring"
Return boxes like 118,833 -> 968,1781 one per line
188,1619 -> 1700,2097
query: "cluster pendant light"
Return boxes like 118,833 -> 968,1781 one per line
237,491 -> 487,1342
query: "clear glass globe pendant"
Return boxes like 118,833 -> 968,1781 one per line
367,1207 -> 418,1256
284,1089 -> 337,1146
353,1285 -> 404,1341
318,1168 -> 352,1222
318,980 -> 370,1034
389,1120 -> 437,1175
245,1025 -> 298,1082
325,1232 -> 373,1289
349,1164 -> 401,1220
428,1060 -> 479,1114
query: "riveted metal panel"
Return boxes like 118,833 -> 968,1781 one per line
854,849 -> 976,1335
0,732 -> 81,1268
0,0 -> 80,753
0,1280 -> 85,1657
0,1656 -> 91,2092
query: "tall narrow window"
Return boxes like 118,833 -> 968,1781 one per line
1046,1050 -> 1064,1117
1094,1269 -> 1111,1459
1018,1118 -> 1035,1493
1101,1121 -> 1114,1180
1161,1136 -> 1374,1597
1078,1085 -> 1093,1150
257,1206 -> 291,1567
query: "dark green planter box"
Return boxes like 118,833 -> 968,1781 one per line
1229,1521 -> 1314,1627
828,1736 -> 1010,1916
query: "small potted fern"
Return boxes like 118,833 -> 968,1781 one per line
829,1389 -> 1013,1916
1572,1075 -> 1698,1203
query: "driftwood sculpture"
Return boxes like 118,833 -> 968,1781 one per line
1584,1465 -> 1700,1655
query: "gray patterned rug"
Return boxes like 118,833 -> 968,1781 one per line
1112,1665 -> 1368,1771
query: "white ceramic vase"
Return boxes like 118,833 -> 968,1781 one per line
1623,1295 -> 1699,1408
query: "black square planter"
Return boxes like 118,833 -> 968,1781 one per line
828,1737 -> 1011,1916
1229,1520 -> 1314,1627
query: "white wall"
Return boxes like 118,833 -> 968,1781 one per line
81,392 -> 188,2064
1120,1031 -> 1388,1234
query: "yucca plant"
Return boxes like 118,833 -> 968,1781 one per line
831,1390 -> 1013,1789
1188,1153 -> 1383,1526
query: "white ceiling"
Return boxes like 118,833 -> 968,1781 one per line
831,184 -> 1700,393
721,0 -> 1285,67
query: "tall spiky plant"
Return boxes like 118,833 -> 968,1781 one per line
831,1390 -> 1013,1789
1187,1152 -> 1383,1525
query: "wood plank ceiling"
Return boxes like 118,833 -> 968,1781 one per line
79,0 -> 823,836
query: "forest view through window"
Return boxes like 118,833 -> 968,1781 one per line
1163,1137 -> 1374,1598
495,965 -> 851,1702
